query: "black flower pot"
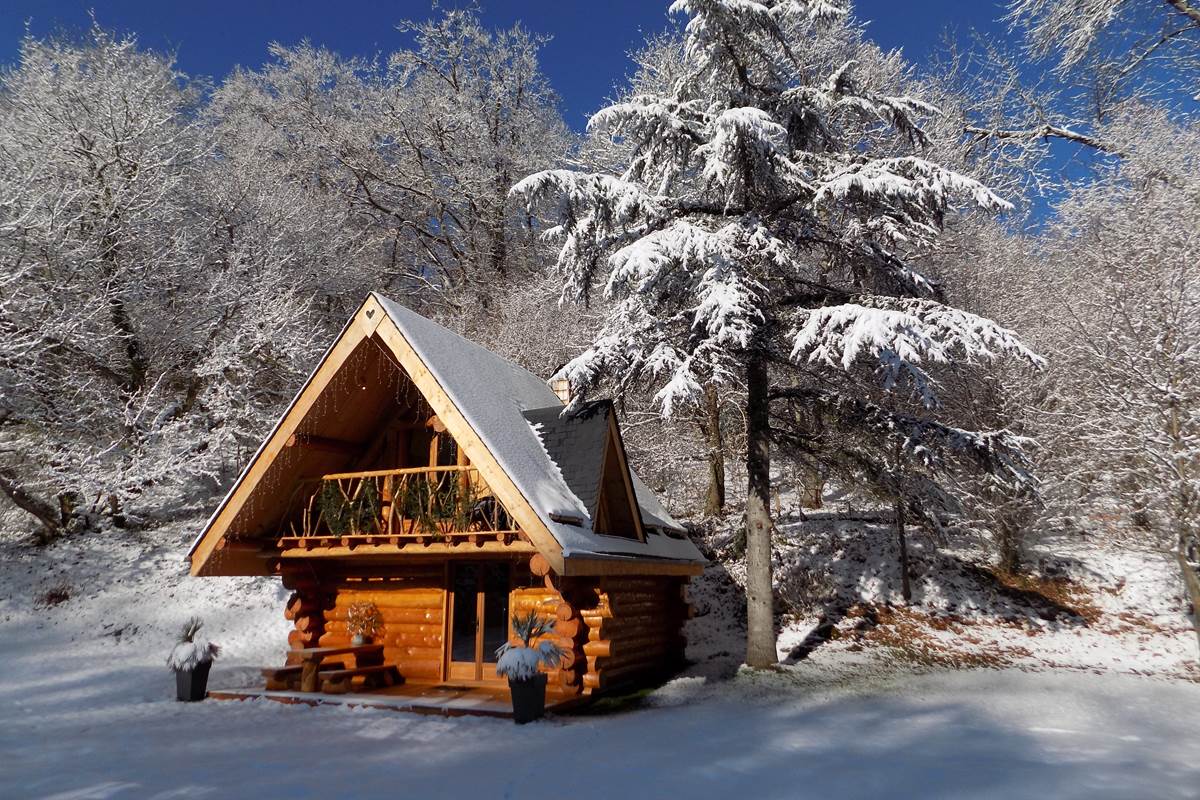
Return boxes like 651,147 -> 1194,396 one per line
175,660 -> 212,702
507,673 -> 548,724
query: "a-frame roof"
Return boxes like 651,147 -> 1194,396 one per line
188,293 -> 704,577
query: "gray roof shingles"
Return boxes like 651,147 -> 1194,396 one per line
523,401 -> 613,523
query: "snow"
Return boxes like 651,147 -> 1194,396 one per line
166,639 -> 218,672
791,297 -> 1045,406
8,668 -> 1199,799
495,644 -> 560,681
496,645 -> 544,680
2,519 -> 1199,798
709,511 -> 1200,681
698,107 -> 789,194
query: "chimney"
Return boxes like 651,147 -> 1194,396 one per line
550,377 -> 571,405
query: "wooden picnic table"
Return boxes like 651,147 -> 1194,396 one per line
291,644 -> 384,693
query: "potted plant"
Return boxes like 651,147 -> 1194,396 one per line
347,601 -> 384,646
167,617 -> 220,702
495,610 -> 564,724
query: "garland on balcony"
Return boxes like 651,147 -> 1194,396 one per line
311,471 -> 505,538
395,473 -> 480,536
316,479 -> 381,536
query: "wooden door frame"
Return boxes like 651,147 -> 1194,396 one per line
443,560 -> 511,685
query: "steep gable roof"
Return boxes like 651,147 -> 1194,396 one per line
188,293 -> 703,577
524,400 -> 650,541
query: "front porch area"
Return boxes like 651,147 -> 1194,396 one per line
208,682 -> 584,719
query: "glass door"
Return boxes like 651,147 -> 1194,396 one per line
447,562 -> 510,682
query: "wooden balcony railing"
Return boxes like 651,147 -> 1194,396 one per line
280,466 -> 522,550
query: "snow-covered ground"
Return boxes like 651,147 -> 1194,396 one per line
2,519 -> 1198,799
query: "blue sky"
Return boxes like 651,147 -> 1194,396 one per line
1,1 -> 1012,130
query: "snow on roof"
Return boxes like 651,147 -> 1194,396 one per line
522,401 -> 612,523
375,293 -> 702,564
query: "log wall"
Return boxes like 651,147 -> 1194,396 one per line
573,575 -> 691,695
511,565 -> 587,698
277,556 -> 692,697
282,563 -> 446,682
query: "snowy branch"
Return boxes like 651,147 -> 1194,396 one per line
791,297 -> 1044,406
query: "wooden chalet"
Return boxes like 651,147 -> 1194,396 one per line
188,293 -> 704,707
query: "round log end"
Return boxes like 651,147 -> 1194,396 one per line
529,553 -> 552,577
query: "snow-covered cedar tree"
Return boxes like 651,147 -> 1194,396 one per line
166,617 -> 220,671
494,610 -> 564,681
513,0 -> 1042,666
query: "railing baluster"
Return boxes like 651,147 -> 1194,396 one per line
296,465 -> 518,544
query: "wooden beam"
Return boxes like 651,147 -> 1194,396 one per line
561,557 -> 704,577
216,539 -> 274,557
285,433 -> 362,456
278,541 -> 536,559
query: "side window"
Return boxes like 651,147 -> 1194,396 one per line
593,436 -> 641,539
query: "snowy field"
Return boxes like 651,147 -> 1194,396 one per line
2,521 -> 1199,800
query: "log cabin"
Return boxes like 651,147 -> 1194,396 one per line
188,292 -> 705,703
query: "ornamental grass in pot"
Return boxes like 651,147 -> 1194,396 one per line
167,617 -> 220,702
495,610 -> 564,724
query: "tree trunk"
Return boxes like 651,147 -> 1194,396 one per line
0,469 -> 62,539
895,498 -> 911,604
744,357 -> 777,668
489,170 -> 510,278
1176,550 -> 1200,660
998,514 -> 1022,574
801,466 -> 824,509
701,384 -> 726,517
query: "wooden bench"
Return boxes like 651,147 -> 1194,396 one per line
319,665 -> 404,694
262,661 -> 345,691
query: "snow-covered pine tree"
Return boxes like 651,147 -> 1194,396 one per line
513,0 -> 1042,666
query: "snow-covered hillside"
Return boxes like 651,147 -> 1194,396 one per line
776,516 -> 1194,679
1,519 -> 1198,799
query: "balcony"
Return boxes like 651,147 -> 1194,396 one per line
276,466 -> 530,557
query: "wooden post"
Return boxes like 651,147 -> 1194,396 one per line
381,474 -> 393,536
300,658 -> 320,692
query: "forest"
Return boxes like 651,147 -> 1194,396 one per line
2,1 -> 1199,796
3,0 -> 1197,655
0,0 -> 1195,695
